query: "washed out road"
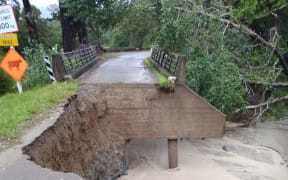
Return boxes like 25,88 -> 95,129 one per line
0,107 -> 82,180
1,51 -> 287,180
0,51 -> 154,180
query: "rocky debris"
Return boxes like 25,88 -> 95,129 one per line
223,144 -> 274,164
22,85 -> 127,180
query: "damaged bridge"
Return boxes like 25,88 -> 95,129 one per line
23,51 -> 225,180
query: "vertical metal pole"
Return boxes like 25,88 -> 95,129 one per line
168,138 -> 178,169
16,81 -> 23,94
9,46 -> 24,94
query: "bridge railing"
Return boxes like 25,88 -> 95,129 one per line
151,48 -> 187,84
52,45 -> 103,81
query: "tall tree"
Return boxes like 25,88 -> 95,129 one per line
61,0 -> 128,41
22,0 -> 39,45
59,2 -> 88,52
228,0 -> 288,22
108,0 -> 162,48
154,0 -> 288,121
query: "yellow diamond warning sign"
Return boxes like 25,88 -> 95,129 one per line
0,47 -> 28,81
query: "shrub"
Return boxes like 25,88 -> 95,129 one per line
22,44 -> 50,89
186,49 -> 246,115
0,69 -> 14,95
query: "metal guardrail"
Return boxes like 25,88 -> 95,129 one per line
52,45 -> 102,81
151,48 -> 179,75
61,45 -> 97,74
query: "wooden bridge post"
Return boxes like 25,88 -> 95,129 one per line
176,55 -> 187,85
168,138 -> 178,169
52,54 -> 67,81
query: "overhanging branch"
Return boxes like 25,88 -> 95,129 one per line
246,95 -> 288,109
175,6 -> 288,75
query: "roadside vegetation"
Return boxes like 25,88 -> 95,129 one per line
59,0 -> 288,122
0,0 -> 287,133
144,58 -> 168,84
0,1 -> 79,140
0,81 -> 78,139
144,58 -> 175,92
100,52 -> 118,60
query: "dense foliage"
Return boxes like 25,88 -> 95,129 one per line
0,69 -> 14,95
163,1 -> 288,120
0,1 -> 62,95
156,0 -> 287,116
22,45 -> 51,89
1,0 -> 287,120
228,0 -> 287,22
61,0 -> 128,38
107,2 -> 160,48
112,0 -> 161,48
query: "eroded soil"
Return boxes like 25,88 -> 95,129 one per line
23,85 -> 127,180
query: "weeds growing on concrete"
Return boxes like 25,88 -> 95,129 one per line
144,58 -> 174,92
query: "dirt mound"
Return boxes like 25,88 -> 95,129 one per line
23,84 -> 127,180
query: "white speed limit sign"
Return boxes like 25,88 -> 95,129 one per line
0,5 -> 18,33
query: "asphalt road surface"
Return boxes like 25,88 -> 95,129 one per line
82,51 -> 156,84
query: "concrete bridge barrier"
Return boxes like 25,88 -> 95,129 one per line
23,83 -> 225,179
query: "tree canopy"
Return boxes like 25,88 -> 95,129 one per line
228,0 -> 288,22
1,0 -> 287,121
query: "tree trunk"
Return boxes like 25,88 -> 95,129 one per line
22,0 -> 39,45
60,3 -> 89,52
78,22 -> 88,44
59,3 -> 73,52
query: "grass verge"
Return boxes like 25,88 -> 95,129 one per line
0,80 -> 78,139
144,58 -> 175,92
100,52 -> 118,59
144,58 -> 169,84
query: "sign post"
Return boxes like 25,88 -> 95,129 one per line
16,80 -> 22,94
0,5 -> 26,94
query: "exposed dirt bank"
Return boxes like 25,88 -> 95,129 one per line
23,85 -> 127,180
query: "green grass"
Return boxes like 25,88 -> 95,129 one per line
100,52 -> 118,59
144,58 -> 175,91
0,80 -> 78,139
144,58 -> 169,84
